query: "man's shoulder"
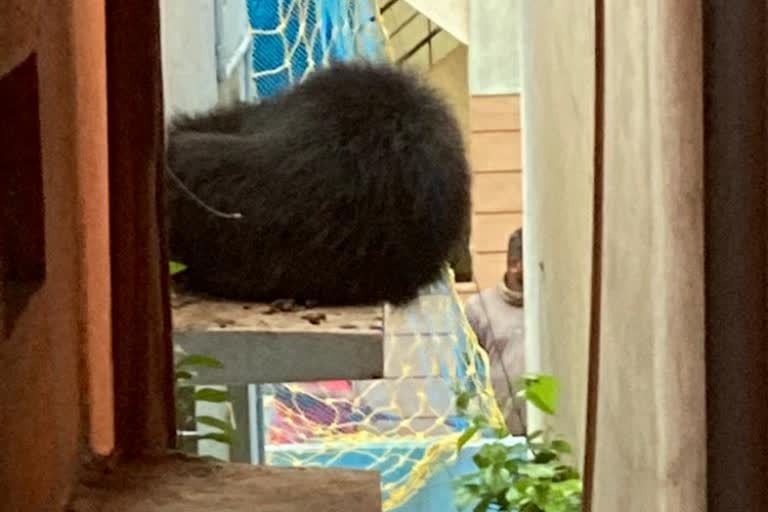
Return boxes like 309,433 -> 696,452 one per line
465,287 -> 501,320
466,286 -> 505,306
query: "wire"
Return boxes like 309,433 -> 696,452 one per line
165,164 -> 244,220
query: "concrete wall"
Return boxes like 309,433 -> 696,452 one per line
380,0 -> 463,73
592,3 -> 706,509
468,0 -> 521,95
426,46 -> 469,167
403,0 -> 468,44
160,0 -> 219,118
160,0 -> 252,115
520,1 -> 595,466
522,2 -> 707,509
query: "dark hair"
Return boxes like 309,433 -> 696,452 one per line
508,228 -> 523,265
166,61 -> 470,305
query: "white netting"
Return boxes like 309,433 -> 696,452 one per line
248,0 -> 390,99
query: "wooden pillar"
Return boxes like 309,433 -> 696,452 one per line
107,0 -> 176,455
590,2 -> 707,509
702,1 -> 768,509
37,0 -> 115,462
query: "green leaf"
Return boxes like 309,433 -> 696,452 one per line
522,375 -> 558,415
455,391 -> 471,412
493,426 -> 509,439
505,486 -> 523,503
473,497 -> 493,512
169,260 -> 187,275
176,354 -> 224,370
555,465 -> 581,481
457,425 -> 480,451
194,388 -> 230,403
508,442 -> 532,460
518,462 -> 557,479
474,443 -> 510,468
551,479 -> 582,496
472,451 -> 491,469
532,449 -> 558,464
515,477 -> 535,492
551,439 -> 572,454
175,370 -> 193,381
196,415 -> 233,432
197,431 -> 232,444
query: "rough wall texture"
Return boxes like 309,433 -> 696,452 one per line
468,0 -> 520,95
0,0 -> 39,77
0,1 -> 114,509
520,0 -> 595,467
593,2 -> 707,510
522,1 -> 707,510
159,0 -> 219,118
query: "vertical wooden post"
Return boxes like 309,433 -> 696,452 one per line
703,1 -> 768,509
106,0 -> 176,455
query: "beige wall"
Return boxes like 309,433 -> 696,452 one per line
469,95 -> 522,291
378,0 -> 462,73
426,45 -> 469,152
380,0 -> 524,295
522,1 -> 707,510
427,48 -> 524,295
464,0 -> 523,295
520,0 -> 595,467
593,2 -> 706,510
468,0 -> 521,95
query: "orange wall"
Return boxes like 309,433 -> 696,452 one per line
0,2 -> 113,510
469,94 -> 523,290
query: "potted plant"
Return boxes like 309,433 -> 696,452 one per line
453,374 -> 582,512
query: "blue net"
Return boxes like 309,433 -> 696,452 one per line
247,0 -> 388,98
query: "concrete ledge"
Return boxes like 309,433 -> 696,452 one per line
172,290 -> 384,384
69,453 -> 382,512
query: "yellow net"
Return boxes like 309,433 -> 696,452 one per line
263,269 -> 504,510
245,1 -> 503,509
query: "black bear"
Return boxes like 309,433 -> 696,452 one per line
166,61 -> 470,305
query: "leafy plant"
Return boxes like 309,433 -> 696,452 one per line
169,260 -> 187,276
169,260 -> 235,451
174,348 -> 236,449
453,374 -> 582,512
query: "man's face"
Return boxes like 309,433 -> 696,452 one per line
507,258 -> 523,287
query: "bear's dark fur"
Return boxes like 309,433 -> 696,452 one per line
166,61 -> 470,305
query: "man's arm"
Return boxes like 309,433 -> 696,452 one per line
464,293 -> 490,349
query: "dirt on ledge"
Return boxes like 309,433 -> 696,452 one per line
67,452 -> 381,512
